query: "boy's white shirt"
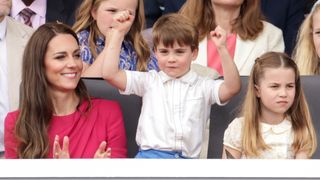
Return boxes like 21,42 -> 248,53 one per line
120,69 -> 225,158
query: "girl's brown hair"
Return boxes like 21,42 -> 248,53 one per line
241,52 -> 317,157
16,23 -> 91,158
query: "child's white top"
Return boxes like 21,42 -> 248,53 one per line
223,117 -> 295,159
121,70 -> 224,158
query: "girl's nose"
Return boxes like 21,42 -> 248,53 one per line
279,88 -> 288,97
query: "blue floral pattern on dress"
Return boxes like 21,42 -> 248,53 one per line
78,30 -> 159,71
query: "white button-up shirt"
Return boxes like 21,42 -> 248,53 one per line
121,70 -> 224,158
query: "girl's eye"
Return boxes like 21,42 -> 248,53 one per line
106,9 -> 117,13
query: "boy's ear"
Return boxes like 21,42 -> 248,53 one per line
153,47 -> 159,58
192,48 -> 199,61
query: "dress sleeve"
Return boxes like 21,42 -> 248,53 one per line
106,101 -> 127,158
78,31 -> 94,65
223,117 -> 243,152
4,112 -> 18,158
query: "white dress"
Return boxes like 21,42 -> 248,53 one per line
223,117 -> 295,159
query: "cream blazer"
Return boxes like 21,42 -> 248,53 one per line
6,17 -> 34,111
194,21 -> 285,76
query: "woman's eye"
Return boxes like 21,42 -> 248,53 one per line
54,56 -> 65,60
74,54 -> 81,59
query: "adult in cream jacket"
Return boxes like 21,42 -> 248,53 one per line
180,0 -> 285,76
196,21 -> 284,76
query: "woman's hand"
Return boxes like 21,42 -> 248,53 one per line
53,135 -> 70,159
94,141 -> 111,158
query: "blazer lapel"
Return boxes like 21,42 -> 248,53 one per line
194,37 -> 208,66
234,35 -> 255,72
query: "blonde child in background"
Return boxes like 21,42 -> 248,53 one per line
73,0 -> 158,77
102,12 -> 241,158
223,52 -> 317,159
293,0 -> 320,75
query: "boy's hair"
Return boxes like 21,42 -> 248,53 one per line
293,2 -> 320,75
241,51 -> 317,157
152,13 -> 199,51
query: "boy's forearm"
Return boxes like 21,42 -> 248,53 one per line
218,47 -> 241,94
101,32 -> 124,80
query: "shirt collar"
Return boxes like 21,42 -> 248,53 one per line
260,118 -> 292,134
0,16 -> 7,41
11,0 -> 46,18
159,70 -> 198,85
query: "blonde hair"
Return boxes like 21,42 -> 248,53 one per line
293,4 -> 320,75
241,52 -> 317,158
152,13 -> 199,51
73,0 -> 151,71
179,0 -> 263,41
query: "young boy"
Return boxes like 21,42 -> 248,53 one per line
102,12 -> 241,158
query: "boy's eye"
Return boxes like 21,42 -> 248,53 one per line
159,50 -> 168,54
176,50 -> 186,54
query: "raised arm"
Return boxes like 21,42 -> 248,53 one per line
209,26 -> 241,103
102,10 -> 134,91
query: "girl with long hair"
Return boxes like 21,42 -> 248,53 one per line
223,52 -> 317,158
73,0 -> 158,77
293,0 -> 320,75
